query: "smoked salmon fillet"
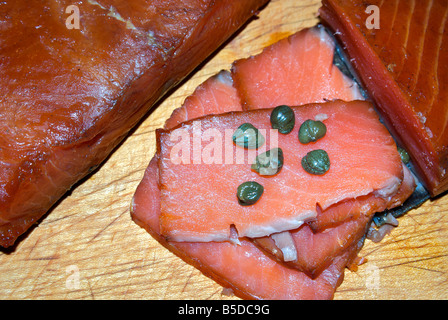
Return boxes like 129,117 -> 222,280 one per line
0,0 -> 269,247
319,0 -> 448,196
131,26 -> 415,299
133,71 -> 379,297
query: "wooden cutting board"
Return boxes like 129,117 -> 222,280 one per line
1,0 -> 447,300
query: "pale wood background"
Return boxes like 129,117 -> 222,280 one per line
1,0 -> 447,300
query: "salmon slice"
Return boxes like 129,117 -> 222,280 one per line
231,26 -> 363,111
164,71 -> 402,280
157,100 -> 404,242
131,155 -> 362,299
163,71 -> 387,279
320,0 -> 448,196
164,71 -> 243,130
226,24 -> 415,279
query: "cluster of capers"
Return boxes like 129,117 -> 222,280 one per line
270,105 -> 330,176
232,105 -> 330,206
298,119 -> 330,175
232,121 -> 281,206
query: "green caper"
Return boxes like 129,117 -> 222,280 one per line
270,105 -> 295,134
397,146 -> 410,164
251,148 -> 284,176
232,123 -> 265,149
237,181 -> 264,206
301,149 -> 330,175
298,119 -> 327,144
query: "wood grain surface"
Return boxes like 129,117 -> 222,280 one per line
1,0 -> 447,300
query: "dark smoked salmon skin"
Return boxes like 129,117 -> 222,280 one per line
320,0 -> 448,196
0,0 -> 269,247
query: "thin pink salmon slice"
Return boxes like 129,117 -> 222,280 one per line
164,71 -> 243,130
157,100 -> 403,242
232,26 -> 364,111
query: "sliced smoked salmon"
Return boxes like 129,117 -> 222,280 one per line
320,0 -> 448,196
132,153 -> 364,300
309,163 -> 416,232
253,215 -> 370,278
132,26 -> 415,300
131,66 -> 371,299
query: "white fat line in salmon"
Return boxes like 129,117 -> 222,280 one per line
168,120 -> 279,168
